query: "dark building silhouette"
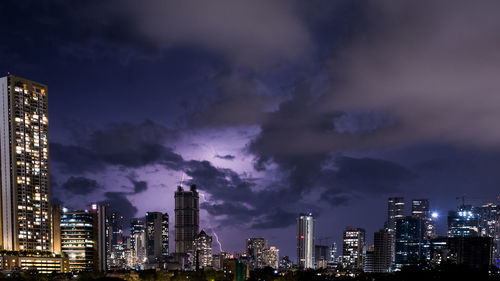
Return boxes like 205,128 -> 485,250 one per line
373,229 -> 394,273
146,212 -> 169,263
447,237 -> 493,269
175,185 -> 199,255
395,216 -> 426,268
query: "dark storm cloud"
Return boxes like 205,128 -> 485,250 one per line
99,192 -> 138,223
0,0 -> 311,68
52,120 -> 184,173
319,157 -> 416,206
324,0 -> 500,147
61,176 -> 100,195
251,208 -> 298,229
127,177 -> 148,194
330,157 -> 416,193
215,154 -> 236,160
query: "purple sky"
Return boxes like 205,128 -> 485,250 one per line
2,0 -> 500,260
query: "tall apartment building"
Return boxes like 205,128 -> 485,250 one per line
194,229 -> 212,269
263,246 -> 279,269
297,213 -> 315,269
0,75 -> 50,251
174,185 -> 199,255
477,203 -> 500,264
145,212 -> 169,263
246,237 -> 268,269
386,197 -> 405,232
342,226 -> 365,272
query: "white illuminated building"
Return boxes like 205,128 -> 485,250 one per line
297,213 -> 315,269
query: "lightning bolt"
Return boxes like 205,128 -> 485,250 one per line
211,229 -> 224,253
199,192 -> 223,253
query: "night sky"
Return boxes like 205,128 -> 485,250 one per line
2,0 -> 500,260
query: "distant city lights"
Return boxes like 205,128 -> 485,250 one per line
431,212 -> 439,218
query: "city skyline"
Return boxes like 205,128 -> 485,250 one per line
3,0 -> 500,263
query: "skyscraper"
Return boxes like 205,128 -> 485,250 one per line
297,213 -> 315,269
90,204 -> 108,272
130,218 -> 146,262
386,197 -> 405,232
342,226 -> 365,272
315,245 -> 329,269
448,205 -> 480,238
175,185 -> 199,255
412,199 -> 435,238
246,237 -> 268,269
61,207 -> 106,272
108,212 -> 125,268
373,229 -> 394,273
194,229 -> 212,269
146,212 -> 169,263
477,203 -> 500,265
394,216 -> 426,268
0,75 -> 50,251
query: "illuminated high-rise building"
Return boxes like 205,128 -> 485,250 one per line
61,206 -> 107,272
130,217 -> 146,265
246,237 -> 268,269
0,75 -> 50,251
108,212 -> 125,268
146,212 -> 169,263
342,226 -> 365,272
386,197 -> 405,232
263,246 -> 279,269
297,213 -> 315,269
412,199 -> 436,238
448,205 -> 480,238
477,203 -> 500,265
174,185 -> 199,255
194,229 -> 212,269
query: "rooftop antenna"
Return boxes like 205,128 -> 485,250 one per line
179,171 -> 185,187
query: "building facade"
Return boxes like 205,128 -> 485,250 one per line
0,75 -> 51,251
373,229 -> 394,273
477,203 -> 500,264
412,199 -> 436,238
297,213 -> 315,269
263,246 -> 279,269
342,226 -> 365,272
448,205 -> 480,238
174,185 -> 199,255
194,229 -> 212,269
146,212 -> 169,264
315,245 -> 329,269
394,216 -> 426,268
61,208 -> 106,272
246,237 -> 268,269
386,197 -> 405,232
